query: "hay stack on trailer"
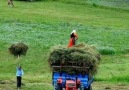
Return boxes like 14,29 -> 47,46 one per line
48,43 -> 101,77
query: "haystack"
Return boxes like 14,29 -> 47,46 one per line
48,43 -> 101,77
9,43 -> 28,57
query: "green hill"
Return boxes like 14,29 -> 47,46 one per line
0,0 -> 129,89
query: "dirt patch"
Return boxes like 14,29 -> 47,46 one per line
0,80 -> 15,85
92,82 -> 129,90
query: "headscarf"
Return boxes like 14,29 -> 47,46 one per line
71,30 -> 76,34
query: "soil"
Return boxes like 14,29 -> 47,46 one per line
92,82 -> 129,90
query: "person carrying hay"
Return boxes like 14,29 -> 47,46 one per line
16,66 -> 24,90
8,0 -> 14,7
68,30 -> 78,47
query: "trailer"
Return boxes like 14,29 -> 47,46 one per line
52,66 -> 93,90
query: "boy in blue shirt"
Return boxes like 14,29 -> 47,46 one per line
16,66 -> 24,90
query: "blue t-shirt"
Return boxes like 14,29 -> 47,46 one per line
16,67 -> 24,77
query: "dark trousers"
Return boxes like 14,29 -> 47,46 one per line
17,76 -> 22,88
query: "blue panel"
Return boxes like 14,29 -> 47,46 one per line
52,72 -> 92,88
53,72 -> 60,77
61,73 -> 66,88
77,74 -> 88,87
66,74 -> 76,80
53,72 -> 60,85
61,73 -> 66,79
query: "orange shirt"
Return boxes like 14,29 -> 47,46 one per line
68,38 -> 74,47
68,33 -> 78,48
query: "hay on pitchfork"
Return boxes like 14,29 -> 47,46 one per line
9,43 -> 28,57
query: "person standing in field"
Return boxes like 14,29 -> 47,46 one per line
16,66 -> 24,90
68,30 -> 78,47
8,0 -> 14,7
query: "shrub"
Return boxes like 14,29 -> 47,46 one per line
93,3 -> 97,7
98,46 -> 116,55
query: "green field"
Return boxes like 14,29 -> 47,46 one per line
0,0 -> 129,89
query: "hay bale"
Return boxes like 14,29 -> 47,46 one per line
74,43 -> 101,61
9,43 -> 28,57
48,43 -> 101,76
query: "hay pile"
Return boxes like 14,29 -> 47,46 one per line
48,43 -> 101,76
9,43 -> 28,57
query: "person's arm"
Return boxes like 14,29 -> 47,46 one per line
74,33 -> 78,40
21,70 -> 24,76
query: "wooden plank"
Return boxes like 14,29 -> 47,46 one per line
52,66 -> 89,69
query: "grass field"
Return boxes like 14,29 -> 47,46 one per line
0,0 -> 129,89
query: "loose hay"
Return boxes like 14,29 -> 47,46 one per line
9,43 -> 28,57
48,43 -> 101,77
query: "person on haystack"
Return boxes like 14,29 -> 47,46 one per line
68,30 -> 78,47
16,65 -> 24,90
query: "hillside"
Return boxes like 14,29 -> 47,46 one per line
0,0 -> 129,90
